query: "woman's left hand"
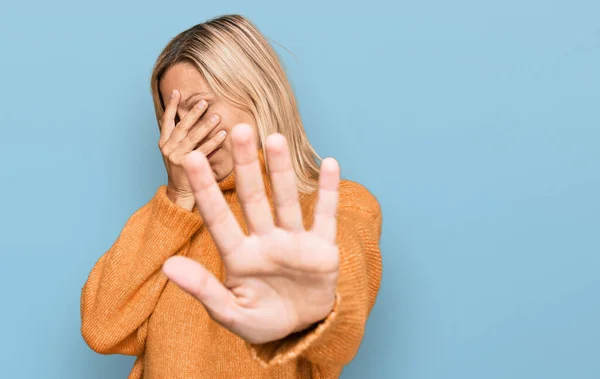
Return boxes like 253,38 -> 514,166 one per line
162,123 -> 340,345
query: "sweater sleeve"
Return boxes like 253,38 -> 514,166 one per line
80,185 -> 203,355
247,182 -> 383,370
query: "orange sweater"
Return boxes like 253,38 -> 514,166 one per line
81,152 -> 383,379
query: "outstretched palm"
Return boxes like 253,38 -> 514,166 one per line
162,124 -> 341,344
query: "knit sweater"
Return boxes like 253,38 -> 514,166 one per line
81,152 -> 383,379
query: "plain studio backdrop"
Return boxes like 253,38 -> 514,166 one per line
0,0 -> 599,378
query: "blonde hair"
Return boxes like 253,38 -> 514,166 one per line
150,14 -> 321,194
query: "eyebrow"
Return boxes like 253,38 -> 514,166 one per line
183,92 -> 210,107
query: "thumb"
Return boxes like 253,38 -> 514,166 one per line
162,256 -> 234,322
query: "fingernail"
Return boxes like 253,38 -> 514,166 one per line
218,130 -> 227,138
211,114 -> 219,122
196,100 -> 206,109
170,90 -> 176,99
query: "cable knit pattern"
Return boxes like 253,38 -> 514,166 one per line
81,152 -> 383,379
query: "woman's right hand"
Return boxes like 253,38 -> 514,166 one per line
159,90 -> 226,210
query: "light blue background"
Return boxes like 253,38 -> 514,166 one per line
1,0 -> 598,378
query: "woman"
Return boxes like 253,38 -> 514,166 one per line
81,14 -> 382,379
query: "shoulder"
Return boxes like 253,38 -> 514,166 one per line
338,180 -> 381,218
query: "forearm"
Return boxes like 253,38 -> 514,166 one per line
80,186 -> 202,354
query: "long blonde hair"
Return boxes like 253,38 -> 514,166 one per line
150,14 -> 321,194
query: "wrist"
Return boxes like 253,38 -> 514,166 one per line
291,320 -> 318,334
291,294 -> 336,334
166,188 -> 195,211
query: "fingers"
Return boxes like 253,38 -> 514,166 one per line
311,158 -> 340,244
183,150 -> 245,255
232,124 -> 274,235
158,90 -> 180,148
168,115 -> 224,165
161,99 -> 209,156
265,134 -> 303,231
193,129 -> 227,155
162,256 -> 234,322
179,114 -> 222,153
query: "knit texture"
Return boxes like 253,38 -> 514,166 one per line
81,152 -> 383,379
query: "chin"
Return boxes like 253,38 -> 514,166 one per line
208,149 -> 234,181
